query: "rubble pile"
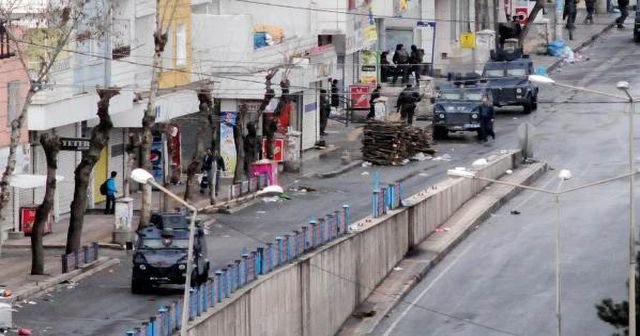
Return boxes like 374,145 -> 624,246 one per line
362,121 -> 436,165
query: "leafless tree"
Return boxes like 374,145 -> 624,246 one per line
184,84 -> 214,201
0,0 -> 87,258
66,88 -> 120,254
137,0 -> 178,228
31,132 -> 59,274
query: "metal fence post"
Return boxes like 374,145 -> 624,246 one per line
309,220 -> 317,247
301,226 -> 309,251
275,237 -> 284,266
342,204 -> 351,233
242,253 -> 249,284
285,234 -> 292,261
215,271 -> 223,303
256,247 -> 264,275
234,260 -> 242,289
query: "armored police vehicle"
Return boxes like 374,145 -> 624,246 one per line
432,74 -> 491,140
482,39 -> 539,114
131,212 -> 210,294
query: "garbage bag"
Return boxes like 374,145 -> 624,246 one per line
547,40 -> 566,57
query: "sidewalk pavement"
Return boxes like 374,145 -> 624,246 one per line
527,10 -> 617,72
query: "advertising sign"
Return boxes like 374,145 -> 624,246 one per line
262,138 -> 285,162
359,50 -> 378,84
460,32 -> 477,49
350,85 -> 372,109
220,111 -> 238,175
150,133 -> 165,184
59,137 -> 90,151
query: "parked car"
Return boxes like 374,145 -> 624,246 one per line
432,75 -> 492,140
131,212 -> 209,294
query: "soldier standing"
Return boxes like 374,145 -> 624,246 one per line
478,96 -> 495,142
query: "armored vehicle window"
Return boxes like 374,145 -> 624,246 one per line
464,89 -> 484,101
484,69 -> 504,78
440,91 -> 462,100
506,68 -> 526,77
140,238 -> 190,249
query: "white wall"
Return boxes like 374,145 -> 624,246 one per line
219,0 -> 315,39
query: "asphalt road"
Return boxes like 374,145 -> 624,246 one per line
13,30 -> 631,336
372,29 -> 639,336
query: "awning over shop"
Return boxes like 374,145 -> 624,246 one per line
9,174 -> 64,189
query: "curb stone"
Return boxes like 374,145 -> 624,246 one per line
10,257 -> 120,303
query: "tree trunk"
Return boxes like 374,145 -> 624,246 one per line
66,88 -> 119,254
518,0 -> 544,45
123,132 -> 139,198
139,6 -> 169,228
209,100 -> 221,205
32,133 -> 60,274
0,88 -> 36,218
233,104 -> 248,183
185,85 -> 213,201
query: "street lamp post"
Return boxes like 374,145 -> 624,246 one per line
130,168 -> 197,336
618,81 -> 637,336
529,74 -> 636,336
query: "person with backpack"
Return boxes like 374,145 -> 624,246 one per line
102,171 -> 118,215
392,44 -> 410,85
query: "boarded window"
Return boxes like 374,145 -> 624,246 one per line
7,81 -> 20,127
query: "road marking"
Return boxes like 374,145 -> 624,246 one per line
381,242 -> 475,336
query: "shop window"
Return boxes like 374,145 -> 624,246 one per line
348,0 -> 356,10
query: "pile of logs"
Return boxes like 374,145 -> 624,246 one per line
362,121 -> 436,165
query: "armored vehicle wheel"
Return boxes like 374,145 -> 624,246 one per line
131,279 -> 148,294
532,95 -> 538,110
523,99 -> 533,114
433,126 -> 447,140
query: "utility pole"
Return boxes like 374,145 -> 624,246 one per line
493,0 -> 499,49
553,0 -> 564,41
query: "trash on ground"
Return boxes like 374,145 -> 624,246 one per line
419,172 -> 429,177
17,329 -> 32,336
256,185 -> 284,197
262,196 -> 281,203
393,267 -> 403,271
433,154 -> 453,162
412,153 -> 431,161
256,210 -> 267,214
352,310 -> 377,319
362,161 -> 373,168
505,169 -> 513,175
292,185 -> 316,192
400,159 -> 410,166
510,210 -> 521,215
361,171 -> 370,176
27,301 -> 36,305
472,158 -> 488,168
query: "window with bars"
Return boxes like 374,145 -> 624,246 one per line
7,81 -> 21,127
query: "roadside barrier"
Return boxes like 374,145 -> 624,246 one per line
61,242 -> 99,273
123,204 -> 351,336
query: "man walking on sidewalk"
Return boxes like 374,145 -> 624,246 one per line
104,171 -> 118,215
584,0 -> 596,24
616,0 -> 630,28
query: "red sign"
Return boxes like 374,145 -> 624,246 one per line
20,206 -> 52,235
514,8 -> 528,24
262,138 -> 285,162
350,85 -> 372,109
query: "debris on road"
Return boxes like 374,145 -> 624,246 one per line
361,171 -> 370,176
433,154 -> 452,162
412,153 -> 431,161
472,158 -> 488,168
510,210 -> 521,215
362,121 -> 436,165
505,169 -> 513,175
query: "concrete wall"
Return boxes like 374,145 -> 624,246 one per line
186,150 -> 521,336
